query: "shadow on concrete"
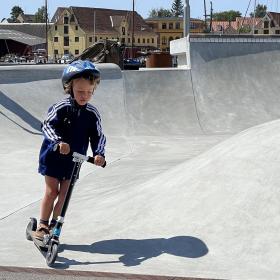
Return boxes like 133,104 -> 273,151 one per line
0,91 -> 42,134
55,236 -> 208,268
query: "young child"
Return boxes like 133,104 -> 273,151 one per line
35,60 -> 106,240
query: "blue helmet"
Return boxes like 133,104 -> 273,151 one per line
62,60 -> 100,90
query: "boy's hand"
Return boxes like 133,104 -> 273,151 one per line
94,155 -> 105,166
59,142 -> 70,155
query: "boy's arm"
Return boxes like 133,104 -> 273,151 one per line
41,105 -> 63,143
89,113 -> 106,158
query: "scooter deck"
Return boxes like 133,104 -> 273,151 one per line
27,228 -> 48,252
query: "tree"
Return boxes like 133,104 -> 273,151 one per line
34,6 -> 47,23
238,26 -> 252,33
250,4 -> 267,18
213,10 -> 242,21
10,5 -> 24,21
171,0 -> 184,17
148,8 -> 173,18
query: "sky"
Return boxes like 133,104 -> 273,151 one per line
0,0 -> 279,21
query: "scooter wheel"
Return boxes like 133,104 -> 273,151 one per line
46,243 -> 58,266
26,218 -> 37,241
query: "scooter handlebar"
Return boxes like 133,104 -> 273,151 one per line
53,144 -> 106,168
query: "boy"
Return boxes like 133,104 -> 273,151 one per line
35,60 -> 106,240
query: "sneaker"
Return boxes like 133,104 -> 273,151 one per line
34,224 -> 50,240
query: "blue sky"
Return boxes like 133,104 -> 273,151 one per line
0,0 -> 278,21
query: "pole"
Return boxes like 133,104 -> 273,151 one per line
210,1 -> 213,33
252,0 -> 257,34
93,10 -> 96,43
184,0 -> 190,37
131,0 -> 135,58
204,0 -> 207,31
45,0 -> 48,61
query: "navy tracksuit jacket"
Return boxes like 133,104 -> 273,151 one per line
38,97 -> 106,180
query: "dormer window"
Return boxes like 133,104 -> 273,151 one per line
264,21 -> 269,28
64,16 -> 69,24
122,27 -> 126,35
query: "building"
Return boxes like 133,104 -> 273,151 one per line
48,6 -> 157,60
211,17 -> 262,34
0,23 -> 47,58
254,12 -> 280,34
145,17 -> 204,51
17,14 -> 36,23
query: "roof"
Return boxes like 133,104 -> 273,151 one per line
18,14 -> 36,23
267,12 -> 280,27
0,29 -> 45,45
51,6 -> 156,36
236,17 -> 262,28
211,21 -> 238,33
145,17 -> 203,22
211,17 -> 262,33
0,23 -> 50,38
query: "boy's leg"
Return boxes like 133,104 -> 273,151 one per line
34,176 -> 59,240
52,179 -> 70,221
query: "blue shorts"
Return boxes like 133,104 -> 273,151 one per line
38,142 -> 76,181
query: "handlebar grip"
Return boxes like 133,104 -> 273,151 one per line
87,156 -> 106,168
54,144 -> 106,168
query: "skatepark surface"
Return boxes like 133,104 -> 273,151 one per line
0,37 -> 280,280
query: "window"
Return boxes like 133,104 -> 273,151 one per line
75,37 -> 79,42
89,37 -> 92,43
190,22 -> 197,29
143,38 -> 145,43
147,38 -> 150,43
54,37 -> 58,42
169,23 -> 173,29
264,29 -> 269,34
95,36 -> 97,42
162,23 -> 167,29
64,26 -> 69,34
276,30 -> 280,34
121,38 -> 125,43
64,36 -> 69,46
75,26 -> 78,30
75,49 -> 79,55
54,49 -> 58,55
128,38 -> 131,43
64,49 -> 69,55
122,27 -> 126,35
64,16 -> 69,24
138,38 -> 141,43
175,22 -> 180,29
254,30 -> 259,34
54,25 -> 57,31
152,38 -> 154,44
162,36 -> 167,45
264,21 -> 269,28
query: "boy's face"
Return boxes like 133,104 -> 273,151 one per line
72,78 -> 95,106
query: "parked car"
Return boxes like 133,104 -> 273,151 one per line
59,54 -> 73,64
123,58 -> 141,70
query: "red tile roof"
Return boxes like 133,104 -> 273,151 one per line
52,6 -> 156,36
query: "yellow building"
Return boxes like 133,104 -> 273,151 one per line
48,6 -> 157,60
145,17 -> 204,51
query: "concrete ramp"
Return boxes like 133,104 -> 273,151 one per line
1,38 -> 280,280
191,39 -> 280,133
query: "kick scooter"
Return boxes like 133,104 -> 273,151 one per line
26,149 -> 106,266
